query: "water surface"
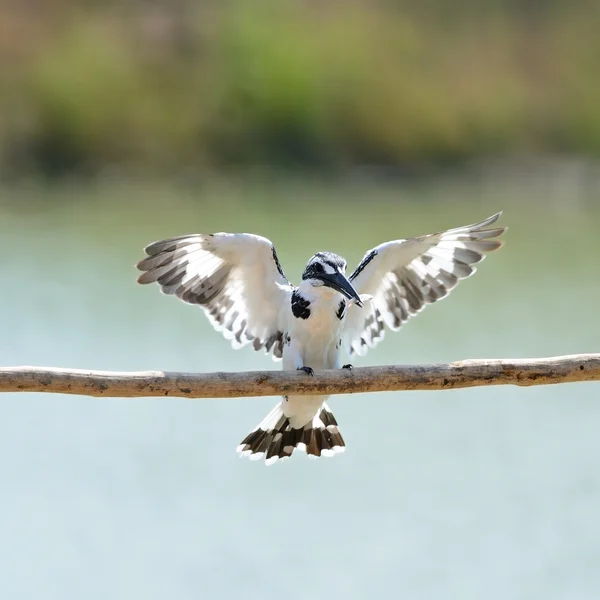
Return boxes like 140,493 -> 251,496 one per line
0,178 -> 598,600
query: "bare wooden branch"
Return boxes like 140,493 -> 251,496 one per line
0,354 -> 598,399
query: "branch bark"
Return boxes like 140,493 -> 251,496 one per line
0,354 -> 598,399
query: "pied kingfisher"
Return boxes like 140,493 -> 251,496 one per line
136,212 -> 506,464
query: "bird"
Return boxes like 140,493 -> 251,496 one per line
136,212 -> 506,464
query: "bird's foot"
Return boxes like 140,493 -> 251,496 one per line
342,364 -> 353,370
298,366 -> 314,376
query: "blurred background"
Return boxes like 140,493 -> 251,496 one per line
1,0 -> 600,176
1,1 -> 599,599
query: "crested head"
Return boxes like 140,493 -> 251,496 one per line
299,251 -> 363,307
301,251 -> 347,281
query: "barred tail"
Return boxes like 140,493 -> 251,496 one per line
236,402 -> 345,465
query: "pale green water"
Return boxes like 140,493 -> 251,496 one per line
0,177 -> 599,599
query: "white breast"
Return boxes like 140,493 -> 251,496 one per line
279,283 -> 350,427
284,283 -> 345,371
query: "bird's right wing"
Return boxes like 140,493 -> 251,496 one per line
136,233 -> 293,360
342,213 -> 506,356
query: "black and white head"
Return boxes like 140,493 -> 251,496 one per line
302,251 -> 364,307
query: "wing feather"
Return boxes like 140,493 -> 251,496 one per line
343,212 -> 506,356
137,233 -> 293,360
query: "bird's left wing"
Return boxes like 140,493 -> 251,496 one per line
342,213 -> 506,356
136,233 -> 293,360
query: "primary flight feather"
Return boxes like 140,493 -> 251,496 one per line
136,212 -> 506,464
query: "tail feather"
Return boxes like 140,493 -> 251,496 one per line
237,402 -> 345,465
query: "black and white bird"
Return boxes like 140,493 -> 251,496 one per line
136,212 -> 506,464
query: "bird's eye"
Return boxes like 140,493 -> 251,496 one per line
312,262 -> 324,273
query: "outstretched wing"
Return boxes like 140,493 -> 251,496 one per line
136,233 -> 293,360
342,213 -> 506,356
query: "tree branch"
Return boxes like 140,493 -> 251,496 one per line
0,354 -> 598,399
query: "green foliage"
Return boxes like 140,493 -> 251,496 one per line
1,1 -> 599,175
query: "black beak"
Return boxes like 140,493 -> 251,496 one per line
320,272 -> 364,307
